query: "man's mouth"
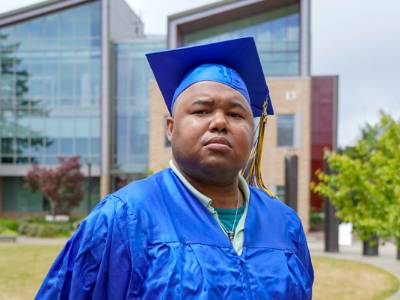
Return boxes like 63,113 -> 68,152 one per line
204,137 -> 232,148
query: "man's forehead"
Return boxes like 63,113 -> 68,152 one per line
174,81 -> 252,112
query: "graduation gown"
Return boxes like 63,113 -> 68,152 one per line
36,168 -> 314,299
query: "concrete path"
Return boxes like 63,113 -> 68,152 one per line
308,232 -> 400,299
16,236 -> 68,245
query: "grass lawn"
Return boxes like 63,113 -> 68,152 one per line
313,256 -> 399,300
0,244 -> 398,299
0,244 -> 63,300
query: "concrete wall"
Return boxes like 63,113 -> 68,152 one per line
148,81 -> 172,172
262,77 -> 311,231
109,0 -> 144,42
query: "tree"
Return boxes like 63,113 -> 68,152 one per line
312,112 -> 400,251
371,114 -> 400,252
25,156 -> 85,216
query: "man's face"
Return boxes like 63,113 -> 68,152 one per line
166,81 -> 254,183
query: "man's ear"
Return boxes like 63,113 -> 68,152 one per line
166,116 -> 174,142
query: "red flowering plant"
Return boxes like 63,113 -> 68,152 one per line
26,156 -> 84,216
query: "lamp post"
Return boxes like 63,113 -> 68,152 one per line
323,159 -> 339,252
284,155 -> 298,212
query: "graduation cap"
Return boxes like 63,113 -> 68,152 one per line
145,37 -> 273,117
146,37 -> 275,196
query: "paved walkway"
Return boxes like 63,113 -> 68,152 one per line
16,236 -> 68,245
308,232 -> 400,299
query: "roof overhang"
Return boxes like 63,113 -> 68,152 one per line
168,0 -> 298,48
0,0 -> 92,28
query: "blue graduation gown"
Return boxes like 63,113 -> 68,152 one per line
36,168 -> 314,299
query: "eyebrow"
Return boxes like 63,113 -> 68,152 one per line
191,98 -> 248,112
191,98 -> 213,106
228,101 -> 248,112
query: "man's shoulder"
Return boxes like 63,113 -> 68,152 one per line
249,186 -> 304,248
110,168 -> 173,207
249,185 -> 301,226
82,169 -> 172,233
249,186 -> 295,213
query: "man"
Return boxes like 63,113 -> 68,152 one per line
36,37 -> 313,299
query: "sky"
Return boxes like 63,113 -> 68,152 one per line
1,0 -> 399,147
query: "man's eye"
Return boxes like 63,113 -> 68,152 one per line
193,110 -> 209,115
229,112 -> 243,119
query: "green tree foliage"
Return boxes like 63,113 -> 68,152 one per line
312,112 -> 400,247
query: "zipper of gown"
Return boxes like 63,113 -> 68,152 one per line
240,255 -> 252,300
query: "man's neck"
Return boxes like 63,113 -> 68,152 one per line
174,162 -> 244,209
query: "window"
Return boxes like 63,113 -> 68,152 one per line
60,138 -> 73,155
90,137 -> 100,155
113,39 -> 165,172
277,114 -> 294,147
75,138 -> 89,155
183,4 -> 300,76
0,1 -> 101,166
1,138 -> 13,154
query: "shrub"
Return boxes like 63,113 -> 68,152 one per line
0,225 -> 18,236
310,210 -> 324,231
18,218 -> 77,238
0,219 -> 19,232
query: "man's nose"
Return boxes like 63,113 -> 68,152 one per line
209,110 -> 228,133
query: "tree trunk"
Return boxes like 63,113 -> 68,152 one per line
362,235 -> 379,256
397,239 -> 400,260
49,200 -> 67,217
49,201 -> 56,218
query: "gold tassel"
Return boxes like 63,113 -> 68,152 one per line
241,100 -> 275,197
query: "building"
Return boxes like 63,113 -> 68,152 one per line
0,0 -> 337,230
149,0 -> 338,231
0,0 -> 165,216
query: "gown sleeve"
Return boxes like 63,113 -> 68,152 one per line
35,196 -> 133,300
296,221 -> 314,300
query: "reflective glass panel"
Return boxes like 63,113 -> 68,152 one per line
114,39 -> 166,173
183,4 -> 300,76
0,1 -> 100,165
277,114 -> 295,147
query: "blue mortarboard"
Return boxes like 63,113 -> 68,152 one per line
146,37 -> 273,117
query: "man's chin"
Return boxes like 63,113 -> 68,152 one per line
199,159 -> 241,178
173,155 -> 244,184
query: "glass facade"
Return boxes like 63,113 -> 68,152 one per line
2,177 -> 99,213
0,1 -> 101,165
2,177 -> 43,211
114,38 -> 165,173
182,4 -> 300,76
